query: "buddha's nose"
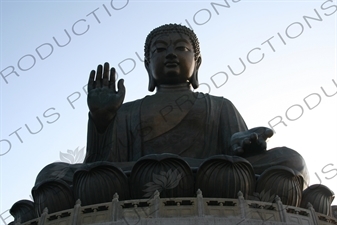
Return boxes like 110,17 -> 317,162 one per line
165,46 -> 177,58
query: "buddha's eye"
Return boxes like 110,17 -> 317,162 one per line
152,47 -> 166,53
156,47 -> 166,52
176,46 -> 190,51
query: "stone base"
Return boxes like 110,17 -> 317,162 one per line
17,192 -> 337,225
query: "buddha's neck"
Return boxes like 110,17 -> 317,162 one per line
156,83 -> 192,93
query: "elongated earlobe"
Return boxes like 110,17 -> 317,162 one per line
145,59 -> 156,92
148,74 -> 156,92
190,56 -> 202,89
190,72 -> 199,89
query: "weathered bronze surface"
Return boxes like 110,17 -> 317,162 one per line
83,24 -> 309,181
10,24 -> 336,223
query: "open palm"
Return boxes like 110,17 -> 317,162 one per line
87,62 -> 125,132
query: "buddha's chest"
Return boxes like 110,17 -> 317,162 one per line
140,92 -> 206,142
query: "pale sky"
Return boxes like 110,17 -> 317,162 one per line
0,0 -> 336,223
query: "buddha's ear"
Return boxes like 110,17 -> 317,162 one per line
190,56 -> 202,89
145,59 -> 156,92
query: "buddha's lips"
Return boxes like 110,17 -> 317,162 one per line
165,61 -> 179,67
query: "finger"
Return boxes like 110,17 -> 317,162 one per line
117,79 -> 126,100
232,144 -> 244,155
103,62 -> 110,87
260,128 -> 274,140
109,67 -> 116,92
265,128 -> 274,138
243,138 -> 251,145
249,133 -> 258,143
96,64 -> 103,87
88,70 -> 96,92
241,138 -> 251,149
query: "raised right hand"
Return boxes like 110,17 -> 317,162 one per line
87,62 -> 125,132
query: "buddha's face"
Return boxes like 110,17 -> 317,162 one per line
145,32 -> 201,86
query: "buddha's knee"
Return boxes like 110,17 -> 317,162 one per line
268,147 -> 307,170
35,162 -> 82,186
246,147 -> 309,185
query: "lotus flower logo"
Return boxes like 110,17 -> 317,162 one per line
143,169 -> 182,198
50,164 -> 69,180
48,147 -> 85,180
59,146 -> 85,164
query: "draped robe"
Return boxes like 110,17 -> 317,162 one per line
84,86 -> 308,184
85,88 -> 247,164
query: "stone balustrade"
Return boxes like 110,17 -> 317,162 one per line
13,190 -> 337,225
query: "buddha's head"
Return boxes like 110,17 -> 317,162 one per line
144,24 -> 202,91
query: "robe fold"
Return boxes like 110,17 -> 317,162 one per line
84,92 -> 248,164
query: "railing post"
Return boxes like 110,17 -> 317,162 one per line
197,189 -> 204,217
153,190 -> 160,218
238,191 -> 247,219
72,199 -> 81,225
275,195 -> 288,223
38,208 -> 48,225
111,193 -> 120,222
307,202 -> 319,225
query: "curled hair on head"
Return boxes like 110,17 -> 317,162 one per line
144,23 -> 201,62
